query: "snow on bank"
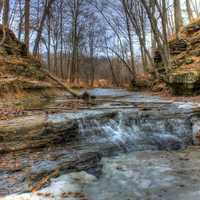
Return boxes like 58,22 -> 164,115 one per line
1,172 -> 96,200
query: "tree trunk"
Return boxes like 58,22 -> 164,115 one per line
0,1 -> 3,14
47,9 -> 51,71
18,0 -> 23,41
124,10 -> 136,77
24,0 -> 30,53
3,0 -> 9,28
53,44 -> 58,75
186,0 -> 193,22
70,0 -> 79,83
40,68 -> 83,98
140,0 -> 170,71
0,0 -> 9,46
60,0 -> 64,79
161,0 -> 170,69
33,0 -> 55,56
174,0 -> 183,39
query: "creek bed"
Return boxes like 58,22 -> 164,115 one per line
1,89 -> 200,200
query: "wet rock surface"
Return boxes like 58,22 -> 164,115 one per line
3,147 -> 200,200
85,147 -> 200,200
1,89 -> 200,199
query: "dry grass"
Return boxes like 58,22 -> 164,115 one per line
186,17 -> 200,28
93,79 -> 113,88
168,27 -> 187,43
168,18 -> 200,43
63,79 -> 113,89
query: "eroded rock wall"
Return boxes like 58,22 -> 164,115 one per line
0,25 -> 57,97
154,19 -> 200,95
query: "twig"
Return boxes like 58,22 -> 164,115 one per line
31,169 -> 60,193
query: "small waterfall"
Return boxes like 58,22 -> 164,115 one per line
77,111 -> 188,152
77,113 -> 136,152
101,112 -> 140,145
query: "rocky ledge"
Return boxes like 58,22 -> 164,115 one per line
1,91 -> 200,196
154,19 -> 200,95
0,101 -> 199,154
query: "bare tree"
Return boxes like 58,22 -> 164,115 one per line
138,0 -> 170,72
0,0 -> 3,15
24,0 -> 30,53
60,0 -> 64,78
0,0 -> 9,45
122,0 -> 154,69
124,7 -> 136,74
17,0 -> 24,41
174,0 -> 183,38
191,0 -> 200,17
33,0 -> 56,56
2,0 -> 9,28
4,0 -> 200,88
186,0 -> 193,22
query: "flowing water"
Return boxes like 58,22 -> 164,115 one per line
2,89 -> 200,200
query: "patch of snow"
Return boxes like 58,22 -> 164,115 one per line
176,102 -> 200,109
2,172 -> 96,200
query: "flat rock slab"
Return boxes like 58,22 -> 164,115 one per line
3,147 -> 200,200
84,146 -> 200,200
0,144 -> 102,196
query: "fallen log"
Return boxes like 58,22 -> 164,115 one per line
41,69 -> 94,100
41,69 -> 81,97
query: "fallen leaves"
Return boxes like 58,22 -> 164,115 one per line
61,192 -> 87,199
0,108 -> 26,120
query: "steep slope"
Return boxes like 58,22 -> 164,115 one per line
0,25 -> 58,98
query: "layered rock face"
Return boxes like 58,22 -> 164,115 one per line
155,19 -> 200,95
1,96 -> 200,195
1,88 -> 200,196
0,25 -> 56,97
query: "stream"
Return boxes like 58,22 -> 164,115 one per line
1,89 -> 200,200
